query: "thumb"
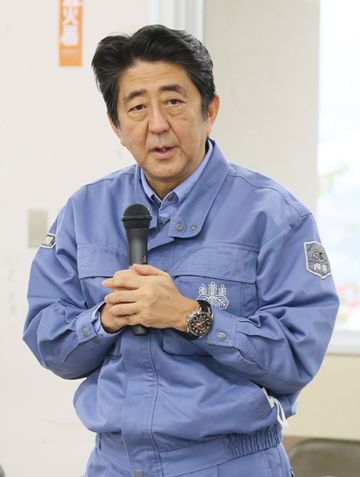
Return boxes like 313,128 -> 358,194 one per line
131,263 -> 168,276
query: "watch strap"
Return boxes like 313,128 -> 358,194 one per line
185,299 -> 213,339
196,299 -> 212,314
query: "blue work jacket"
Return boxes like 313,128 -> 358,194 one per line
24,141 -> 339,476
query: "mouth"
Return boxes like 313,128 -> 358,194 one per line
150,145 -> 176,158
152,145 -> 173,152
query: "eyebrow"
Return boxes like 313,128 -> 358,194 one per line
123,83 -> 187,105
159,84 -> 187,96
123,89 -> 146,104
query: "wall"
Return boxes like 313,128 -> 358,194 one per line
205,0 -> 319,210
288,353 -> 360,440
0,2 -> 148,476
204,0 -> 360,443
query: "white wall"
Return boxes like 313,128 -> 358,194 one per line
0,2 -> 148,476
205,0 -> 319,211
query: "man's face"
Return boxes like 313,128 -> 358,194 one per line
110,60 -> 219,198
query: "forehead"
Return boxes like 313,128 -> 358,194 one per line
118,60 -> 198,101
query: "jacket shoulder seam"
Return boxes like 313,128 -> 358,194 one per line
227,169 -> 308,219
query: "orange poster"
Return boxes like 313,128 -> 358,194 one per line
58,0 -> 83,67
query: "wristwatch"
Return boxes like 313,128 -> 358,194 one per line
186,300 -> 213,339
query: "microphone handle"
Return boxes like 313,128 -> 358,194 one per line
127,229 -> 149,336
132,324 -> 149,336
128,233 -> 148,265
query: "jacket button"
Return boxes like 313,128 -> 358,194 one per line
134,469 -> 144,477
176,223 -> 184,231
216,331 -> 226,341
82,327 -> 89,337
190,224 -> 197,231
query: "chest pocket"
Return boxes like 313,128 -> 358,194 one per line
163,243 -> 258,356
77,245 -> 128,308
172,242 -> 258,318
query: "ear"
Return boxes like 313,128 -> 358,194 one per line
205,94 -> 220,137
107,113 -> 126,146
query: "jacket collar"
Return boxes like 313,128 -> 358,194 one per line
132,140 -> 230,238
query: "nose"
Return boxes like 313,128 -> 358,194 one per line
148,106 -> 170,134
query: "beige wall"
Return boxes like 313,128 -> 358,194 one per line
288,353 -> 360,440
205,0 -> 360,441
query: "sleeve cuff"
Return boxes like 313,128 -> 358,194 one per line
207,308 -> 237,346
93,302 -> 125,338
194,308 -> 237,351
76,303 -> 123,343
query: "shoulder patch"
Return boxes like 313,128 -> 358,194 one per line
40,233 -> 56,249
304,241 -> 331,279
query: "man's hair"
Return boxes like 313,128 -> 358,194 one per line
91,24 -> 216,127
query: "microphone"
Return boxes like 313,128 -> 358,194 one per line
122,203 -> 152,336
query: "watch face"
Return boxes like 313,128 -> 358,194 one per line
188,312 -> 213,337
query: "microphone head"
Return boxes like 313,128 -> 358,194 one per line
122,203 -> 151,230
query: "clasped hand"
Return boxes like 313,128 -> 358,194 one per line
100,264 -> 197,334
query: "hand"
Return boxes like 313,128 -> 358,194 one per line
100,264 -> 198,334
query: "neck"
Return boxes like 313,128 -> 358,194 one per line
146,178 -> 177,200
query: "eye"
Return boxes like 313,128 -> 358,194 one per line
129,104 -> 146,113
167,98 -> 183,106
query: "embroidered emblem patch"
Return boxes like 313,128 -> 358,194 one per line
197,281 -> 229,309
40,233 -> 56,249
304,241 -> 331,279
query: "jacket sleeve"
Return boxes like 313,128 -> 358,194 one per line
23,199 -> 119,380
193,213 -> 339,395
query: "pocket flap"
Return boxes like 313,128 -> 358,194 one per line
172,243 -> 257,283
77,245 -> 128,278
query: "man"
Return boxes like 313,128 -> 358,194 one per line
24,25 -> 339,476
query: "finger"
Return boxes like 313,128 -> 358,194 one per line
105,290 -> 139,305
102,268 -> 140,288
112,316 -> 132,327
102,275 -> 139,289
113,268 -> 138,280
131,263 -> 168,276
109,302 -> 137,317
100,312 -> 131,333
